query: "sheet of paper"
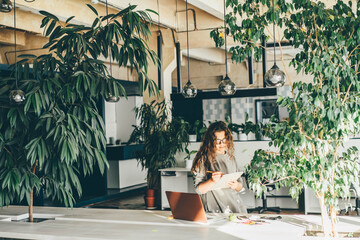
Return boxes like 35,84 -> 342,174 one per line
211,172 -> 243,190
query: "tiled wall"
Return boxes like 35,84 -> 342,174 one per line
202,98 -> 231,123
203,86 -> 292,126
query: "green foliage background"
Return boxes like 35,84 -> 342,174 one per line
212,0 -> 360,235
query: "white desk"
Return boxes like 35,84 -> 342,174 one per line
0,206 -> 360,240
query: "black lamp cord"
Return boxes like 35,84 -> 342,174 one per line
105,0 -> 112,77
14,0 -> 18,89
272,0 -> 276,66
157,0 -> 160,32
223,0 -> 228,78
186,0 -> 190,84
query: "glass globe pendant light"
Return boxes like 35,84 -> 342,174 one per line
0,0 -> 13,13
264,0 -> 286,87
9,0 -> 25,104
182,0 -> 197,98
218,0 -> 236,96
104,0 -> 120,103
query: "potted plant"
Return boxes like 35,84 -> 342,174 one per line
184,147 -> 197,169
0,4 -> 158,222
213,0 -> 360,237
128,100 -> 190,209
192,119 -> 207,142
225,114 -> 242,140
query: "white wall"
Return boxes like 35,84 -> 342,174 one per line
105,96 -> 143,144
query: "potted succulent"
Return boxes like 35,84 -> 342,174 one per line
128,100 -> 190,209
213,0 -> 360,237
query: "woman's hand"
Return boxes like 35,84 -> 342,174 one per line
227,180 -> 243,191
210,171 -> 223,183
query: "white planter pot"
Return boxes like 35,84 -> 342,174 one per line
239,133 -> 248,141
185,159 -> 193,169
189,135 -> 197,142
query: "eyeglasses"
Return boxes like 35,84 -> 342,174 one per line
215,138 -> 227,145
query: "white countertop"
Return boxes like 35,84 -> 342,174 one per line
0,206 -> 359,240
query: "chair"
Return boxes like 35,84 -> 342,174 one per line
352,183 -> 360,215
248,185 -> 281,214
339,183 -> 360,216
243,174 -> 281,214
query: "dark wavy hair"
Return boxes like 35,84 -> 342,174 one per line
191,121 -> 234,173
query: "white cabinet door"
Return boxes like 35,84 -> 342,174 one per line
107,159 -> 146,189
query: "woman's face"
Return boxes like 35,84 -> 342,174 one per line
214,130 -> 227,154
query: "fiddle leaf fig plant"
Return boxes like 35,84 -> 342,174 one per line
213,0 -> 360,237
0,4 -> 159,222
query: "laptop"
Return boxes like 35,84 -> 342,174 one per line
165,191 -> 225,224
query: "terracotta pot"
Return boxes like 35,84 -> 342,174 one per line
146,189 -> 155,197
145,196 -> 156,209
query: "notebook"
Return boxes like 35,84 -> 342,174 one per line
165,191 -> 226,224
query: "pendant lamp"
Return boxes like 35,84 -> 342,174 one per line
0,0 -> 12,12
218,0 -> 236,96
104,0 -> 120,102
264,0 -> 286,87
9,0 -> 25,104
182,0 -> 197,98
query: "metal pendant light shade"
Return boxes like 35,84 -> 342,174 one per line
104,0 -> 119,103
105,93 -> 120,103
9,0 -> 25,104
218,0 -> 236,96
264,64 -> 286,87
182,0 -> 197,98
0,0 -> 13,12
218,75 -> 236,95
182,80 -> 197,98
265,0 -> 285,88
9,89 -> 25,104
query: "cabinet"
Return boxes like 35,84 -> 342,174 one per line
159,168 -> 195,209
107,159 -> 146,189
106,144 -> 146,189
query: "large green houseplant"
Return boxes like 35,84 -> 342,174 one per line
0,4 -> 158,221
128,100 -> 189,207
212,0 -> 360,237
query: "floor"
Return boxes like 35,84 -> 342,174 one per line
84,188 -> 307,215
84,188 -> 147,210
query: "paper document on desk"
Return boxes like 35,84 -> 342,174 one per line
211,172 -> 243,190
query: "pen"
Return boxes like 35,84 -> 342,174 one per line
207,171 -> 223,174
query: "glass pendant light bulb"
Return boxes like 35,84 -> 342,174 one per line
105,93 -> 120,102
218,75 -> 236,95
218,0 -> 236,96
264,0 -> 286,88
264,64 -> 286,87
9,0 -> 25,105
9,89 -> 25,104
181,0 -> 197,98
182,80 -> 197,98
0,0 -> 13,13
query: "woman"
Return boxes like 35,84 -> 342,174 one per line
191,121 -> 247,213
